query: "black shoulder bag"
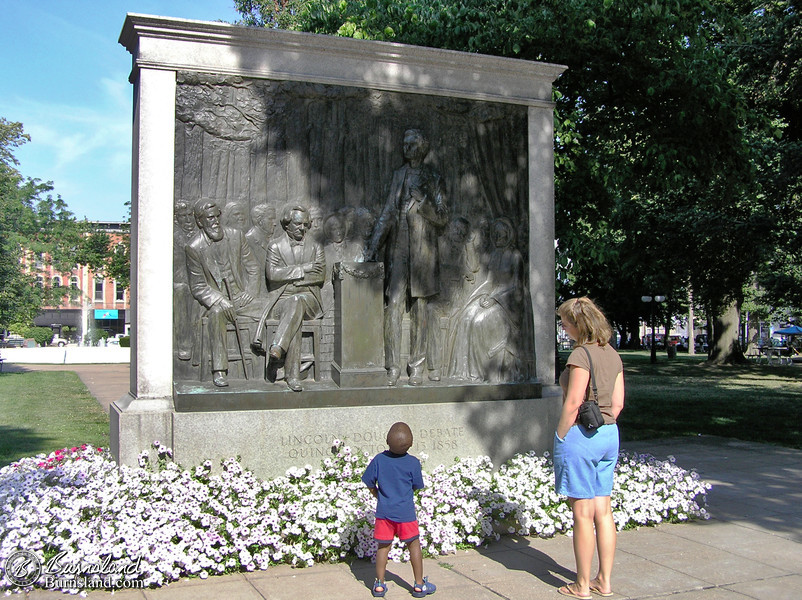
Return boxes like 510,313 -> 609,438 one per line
577,346 -> 605,430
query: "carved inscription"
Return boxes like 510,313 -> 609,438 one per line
280,426 -> 466,460
417,426 -> 465,452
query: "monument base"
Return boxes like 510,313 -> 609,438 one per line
110,394 -> 174,468
330,360 -> 387,388
111,385 -> 562,480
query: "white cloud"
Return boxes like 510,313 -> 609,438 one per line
0,73 -> 132,220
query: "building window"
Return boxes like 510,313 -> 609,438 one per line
69,276 -> 80,306
115,281 -> 125,302
52,276 -> 62,288
94,279 -> 104,302
36,275 -> 44,288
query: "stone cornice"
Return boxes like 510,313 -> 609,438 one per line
120,14 -> 565,107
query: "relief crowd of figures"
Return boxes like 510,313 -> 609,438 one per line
173,130 -> 528,391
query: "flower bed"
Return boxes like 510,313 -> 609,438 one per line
0,441 -> 709,593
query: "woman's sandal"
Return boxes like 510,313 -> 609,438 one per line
589,583 -> 614,597
372,579 -> 387,597
558,584 -> 592,600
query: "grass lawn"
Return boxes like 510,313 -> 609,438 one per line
0,370 -> 110,467
593,350 -> 802,449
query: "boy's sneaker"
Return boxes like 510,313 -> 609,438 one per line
411,577 -> 436,597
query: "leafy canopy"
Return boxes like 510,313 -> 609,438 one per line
235,0 -> 781,339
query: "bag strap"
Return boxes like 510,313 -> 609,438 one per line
579,346 -> 599,403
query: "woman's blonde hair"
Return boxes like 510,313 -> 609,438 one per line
557,297 -> 613,346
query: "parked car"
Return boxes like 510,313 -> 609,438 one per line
643,333 -> 666,349
668,335 -> 688,351
695,334 -> 709,353
51,334 -> 68,347
0,334 -> 24,348
107,333 -> 126,346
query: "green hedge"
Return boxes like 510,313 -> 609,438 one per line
21,326 -> 56,347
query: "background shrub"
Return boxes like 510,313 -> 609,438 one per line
21,326 -> 56,346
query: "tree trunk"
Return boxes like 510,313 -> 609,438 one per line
625,316 -> 640,349
708,301 -> 748,364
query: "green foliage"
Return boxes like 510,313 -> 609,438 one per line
106,229 -> 130,290
118,335 -> 130,348
244,0 -> 776,345
1,119 -> 39,329
20,326 -> 56,346
89,329 -> 110,345
0,118 -> 30,166
233,0 -> 306,28
725,2 -> 802,313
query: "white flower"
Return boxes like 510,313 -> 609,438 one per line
0,444 -> 709,594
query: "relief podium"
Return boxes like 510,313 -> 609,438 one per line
331,261 -> 387,387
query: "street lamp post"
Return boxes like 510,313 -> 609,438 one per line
641,295 -> 666,364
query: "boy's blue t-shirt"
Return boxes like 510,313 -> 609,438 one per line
361,450 -> 424,523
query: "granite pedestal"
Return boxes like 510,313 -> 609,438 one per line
113,382 -> 560,478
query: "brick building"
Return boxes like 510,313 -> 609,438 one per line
29,222 -> 129,342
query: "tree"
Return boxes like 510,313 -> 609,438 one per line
106,200 -> 131,291
727,2 -> 801,311
237,0 -> 777,361
234,0 -> 304,28
0,118 -> 41,330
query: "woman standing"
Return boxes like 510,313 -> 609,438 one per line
554,297 -> 625,599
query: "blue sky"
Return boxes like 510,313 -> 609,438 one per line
1,1 -> 242,222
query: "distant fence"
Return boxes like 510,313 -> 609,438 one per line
0,346 -> 130,365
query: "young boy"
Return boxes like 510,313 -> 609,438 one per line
361,422 -> 436,598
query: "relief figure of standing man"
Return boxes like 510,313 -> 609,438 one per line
366,129 -> 448,386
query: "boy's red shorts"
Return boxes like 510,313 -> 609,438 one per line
374,518 -> 420,544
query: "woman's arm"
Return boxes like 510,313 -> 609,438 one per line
556,365 -> 590,439
611,371 -> 625,420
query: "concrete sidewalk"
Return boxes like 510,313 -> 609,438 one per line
7,363 -> 801,599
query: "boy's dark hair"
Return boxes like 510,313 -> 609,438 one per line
387,422 -> 413,454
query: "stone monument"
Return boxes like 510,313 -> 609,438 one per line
111,13 -> 566,478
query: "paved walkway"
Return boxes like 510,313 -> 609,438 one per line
6,364 -> 801,600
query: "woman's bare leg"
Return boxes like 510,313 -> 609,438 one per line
591,496 -> 616,594
569,497 -> 595,596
